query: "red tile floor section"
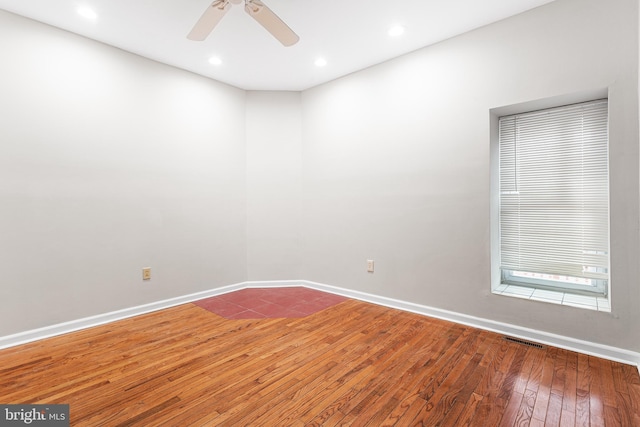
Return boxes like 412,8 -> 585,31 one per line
193,287 -> 349,319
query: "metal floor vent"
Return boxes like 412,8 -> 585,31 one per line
503,336 -> 545,349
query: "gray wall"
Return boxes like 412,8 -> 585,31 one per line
246,91 -> 303,280
0,11 -> 248,335
300,0 -> 640,351
1,0 -> 639,354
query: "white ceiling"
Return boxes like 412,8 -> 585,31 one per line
0,0 -> 556,91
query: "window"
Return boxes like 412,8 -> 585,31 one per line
498,99 -> 609,296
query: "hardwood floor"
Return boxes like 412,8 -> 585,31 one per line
0,298 -> 638,426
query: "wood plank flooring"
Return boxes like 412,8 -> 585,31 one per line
0,298 -> 639,426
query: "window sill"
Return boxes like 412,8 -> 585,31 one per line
493,284 -> 611,313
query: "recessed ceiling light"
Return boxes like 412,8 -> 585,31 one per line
77,6 -> 97,21
388,25 -> 405,37
208,56 -> 222,66
314,57 -> 327,67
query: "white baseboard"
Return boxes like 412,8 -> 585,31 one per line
299,280 -> 640,372
1,279 -> 639,374
244,280 -> 306,288
0,282 -> 247,351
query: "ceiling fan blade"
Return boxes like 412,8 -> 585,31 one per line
187,0 -> 232,41
244,0 -> 299,47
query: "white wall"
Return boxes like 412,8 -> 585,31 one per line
246,91 -> 303,280
300,0 -> 640,352
0,11 -> 248,335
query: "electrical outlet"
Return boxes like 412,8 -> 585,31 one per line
367,259 -> 374,273
142,267 -> 151,280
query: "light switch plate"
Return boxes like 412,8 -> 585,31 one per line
367,260 -> 374,273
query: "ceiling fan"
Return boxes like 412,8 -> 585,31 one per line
187,0 -> 299,47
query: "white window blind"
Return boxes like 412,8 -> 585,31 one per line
499,99 -> 609,292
